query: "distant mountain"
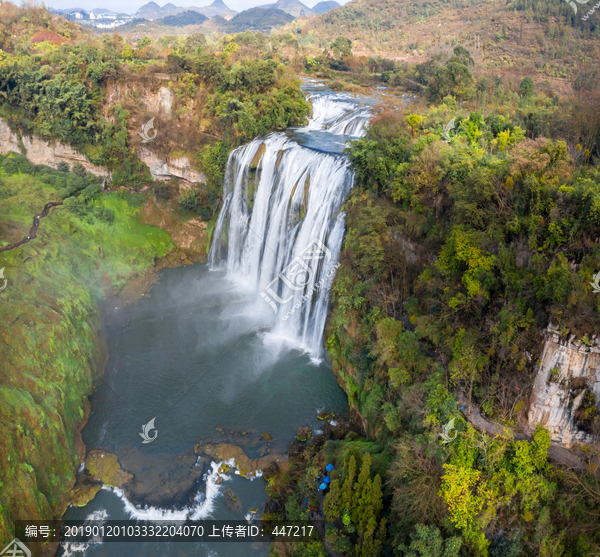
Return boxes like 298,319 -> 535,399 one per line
160,9 -> 208,25
210,7 -> 294,32
199,0 -> 236,18
135,0 -> 235,20
311,0 -> 340,14
257,0 -> 314,17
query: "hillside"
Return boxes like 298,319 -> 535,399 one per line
281,0 -> 599,84
160,9 -> 208,26
257,0 -> 315,17
311,0 -> 340,14
135,0 -> 236,20
207,7 -> 295,32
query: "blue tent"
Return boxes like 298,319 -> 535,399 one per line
323,476 -> 331,484
325,464 -> 334,472
319,482 -> 328,491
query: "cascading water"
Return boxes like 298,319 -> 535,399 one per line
209,88 -> 372,361
303,93 -> 372,136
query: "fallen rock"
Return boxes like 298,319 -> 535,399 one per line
218,463 -> 231,474
85,450 -> 133,488
224,489 -> 242,514
296,427 -> 312,442
289,441 -> 303,458
195,442 -> 289,479
262,461 -> 279,482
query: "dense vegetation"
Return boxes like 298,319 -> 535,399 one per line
160,10 -> 208,27
0,3 -> 309,549
210,8 -> 295,33
1,1 -> 600,555
0,152 -> 174,548
267,70 -> 600,557
0,2 -> 308,218
276,0 -> 599,85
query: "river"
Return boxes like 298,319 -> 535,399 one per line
58,81 -> 384,557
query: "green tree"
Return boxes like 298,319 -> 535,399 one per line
72,162 -> 86,178
341,454 -> 357,512
324,478 -> 342,522
519,77 -> 535,98
353,453 -> 372,528
398,524 -> 462,557
330,36 -> 352,60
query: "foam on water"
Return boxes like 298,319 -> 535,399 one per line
104,461 -> 224,521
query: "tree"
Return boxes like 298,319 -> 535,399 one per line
57,161 -> 69,172
324,478 -> 342,522
330,36 -> 352,60
519,77 -> 534,98
341,454 -> 357,512
72,162 -> 86,178
353,453 -> 372,527
398,524 -> 462,557
448,329 -> 487,409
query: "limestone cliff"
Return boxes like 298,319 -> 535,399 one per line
527,325 -> 600,447
0,117 -> 109,177
138,147 -> 206,187
104,78 -> 206,186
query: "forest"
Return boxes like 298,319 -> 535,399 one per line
264,44 -> 600,557
0,0 -> 600,556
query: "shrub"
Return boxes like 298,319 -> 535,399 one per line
72,162 -> 87,178
2,153 -> 34,175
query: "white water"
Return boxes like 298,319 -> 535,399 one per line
209,91 -> 371,361
304,93 -> 372,136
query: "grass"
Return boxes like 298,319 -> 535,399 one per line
0,165 -> 174,549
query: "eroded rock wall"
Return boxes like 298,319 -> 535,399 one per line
138,147 -> 205,187
104,79 -> 205,187
527,325 -> 600,446
0,117 -> 109,177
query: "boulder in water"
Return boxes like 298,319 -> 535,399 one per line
218,462 -> 230,474
296,427 -> 312,442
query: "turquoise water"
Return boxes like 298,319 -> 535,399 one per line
59,264 -> 348,556
57,82 -> 384,557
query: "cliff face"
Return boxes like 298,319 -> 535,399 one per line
0,117 -> 109,177
527,326 -> 600,447
138,147 -> 206,187
104,80 -> 206,186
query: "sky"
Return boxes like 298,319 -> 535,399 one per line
43,0 -> 351,16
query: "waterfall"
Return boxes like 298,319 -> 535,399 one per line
304,94 -> 372,136
209,91 -> 370,361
